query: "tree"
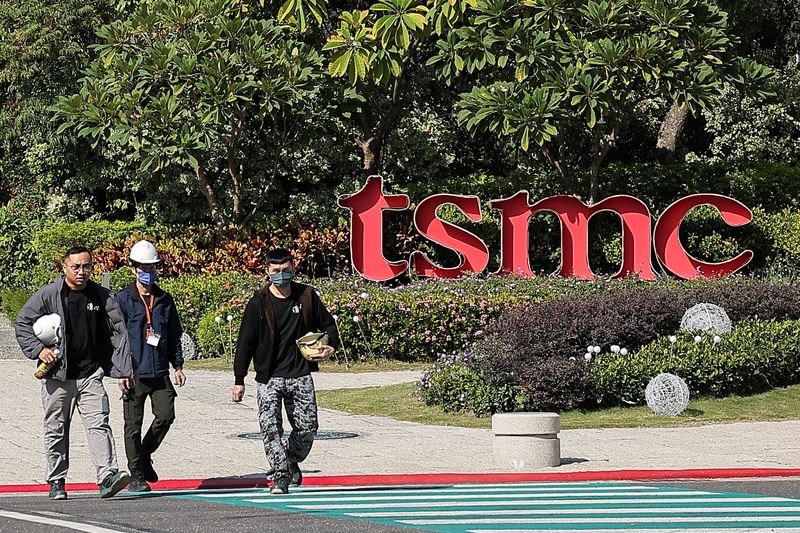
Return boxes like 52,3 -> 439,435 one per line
432,0 -> 773,202
0,0 -> 115,205
53,0 -> 325,228
269,0 -> 475,175
655,0 -> 799,163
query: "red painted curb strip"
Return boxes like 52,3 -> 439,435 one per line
3,468 -> 800,494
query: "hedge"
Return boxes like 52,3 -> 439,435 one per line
590,318 -> 800,404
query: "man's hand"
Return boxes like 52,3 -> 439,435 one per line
174,368 -> 186,387
38,347 -> 57,364
232,384 -> 245,402
307,345 -> 334,362
118,378 -> 134,392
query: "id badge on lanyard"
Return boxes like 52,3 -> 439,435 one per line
141,293 -> 161,347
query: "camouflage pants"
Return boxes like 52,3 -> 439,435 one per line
256,375 -> 318,483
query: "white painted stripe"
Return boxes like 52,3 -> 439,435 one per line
192,481 -> 637,498
243,489 -> 715,503
348,505 -> 800,518
286,496 -> 792,511
193,483 -> 646,499
203,485 -> 662,499
403,515 -> 800,525
0,510 -> 123,533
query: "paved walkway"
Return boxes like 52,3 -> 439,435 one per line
1,360 -> 799,486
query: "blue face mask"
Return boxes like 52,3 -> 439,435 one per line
137,271 -> 157,287
270,271 -> 293,287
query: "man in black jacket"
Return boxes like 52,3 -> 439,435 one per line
232,248 -> 338,494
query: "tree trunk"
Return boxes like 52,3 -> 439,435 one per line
195,163 -> 225,229
656,100 -> 689,164
227,147 -> 242,221
541,145 -> 574,195
589,120 -> 622,204
358,136 -> 383,175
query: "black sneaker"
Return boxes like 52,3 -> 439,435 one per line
127,474 -> 151,493
289,463 -> 303,487
99,471 -> 130,499
48,479 -> 67,500
141,455 -> 158,483
270,476 -> 289,495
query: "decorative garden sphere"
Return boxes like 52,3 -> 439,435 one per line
680,303 -> 732,335
645,373 -> 690,417
181,332 -> 197,360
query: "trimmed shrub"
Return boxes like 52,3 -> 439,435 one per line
195,310 -> 241,360
460,279 -> 800,411
0,288 -> 34,322
590,318 -> 800,405
159,272 -> 261,349
416,351 -> 523,416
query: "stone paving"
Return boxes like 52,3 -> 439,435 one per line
1,359 -> 799,486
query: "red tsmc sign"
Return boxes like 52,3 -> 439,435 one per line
338,176 -> 753,282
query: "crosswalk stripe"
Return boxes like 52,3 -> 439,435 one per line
468,530 -> 800,533
242,489 -> 716,504
402,516 -> 800,525
284,496 -> 794,510
173,481 -> 800,531
192,483 -> 662,499
348,506 -> 800,518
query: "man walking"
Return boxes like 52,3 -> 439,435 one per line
115,240 -> 185,492
232,248 -> 338,494
15,246 -> 134,500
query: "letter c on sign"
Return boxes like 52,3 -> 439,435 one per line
654,194 -> 753,279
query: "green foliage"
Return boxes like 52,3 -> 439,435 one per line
0,288 -> 33,321
53,0 -> 326,227
31,221 -> 147,271
689,66 -> 800,165
195,310 -> 241,359
416,351 -> 521,416
0,203 -> 44,289
159,272 -> 261,346
590,318 -> 800,405
433,0 -> 774,200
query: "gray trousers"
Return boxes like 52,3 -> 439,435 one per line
41,366 -> 119,484
257,375 -> 318,483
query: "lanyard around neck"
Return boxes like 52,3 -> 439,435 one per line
139,292 -> 155,326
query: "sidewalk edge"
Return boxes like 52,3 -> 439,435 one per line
4,468 -> 800,493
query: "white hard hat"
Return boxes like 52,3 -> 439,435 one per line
33,314 -> 62,346
129,240 -> 161,264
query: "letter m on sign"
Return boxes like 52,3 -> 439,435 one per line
491,193 -> 657,280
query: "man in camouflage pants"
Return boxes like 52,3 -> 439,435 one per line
232,248 -> 339,494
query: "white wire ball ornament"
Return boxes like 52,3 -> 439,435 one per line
181,332 -> 197,360
680,303 -> 732,335
645,373 -> 690,417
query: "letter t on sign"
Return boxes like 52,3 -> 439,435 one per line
338,176 -> 410,281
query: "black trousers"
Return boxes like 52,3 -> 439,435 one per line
123,376 -> 176,476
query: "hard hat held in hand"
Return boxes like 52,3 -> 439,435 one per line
33,314 -> 62,347
129,240 -> 161,264
296,332 -> 329,360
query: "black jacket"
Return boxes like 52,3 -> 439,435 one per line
116,283 -> 183,378
234,282 -> 339,385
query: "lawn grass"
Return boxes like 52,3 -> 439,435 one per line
316,382 -> 800,429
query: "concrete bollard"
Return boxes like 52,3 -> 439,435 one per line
492,412 -> 561,469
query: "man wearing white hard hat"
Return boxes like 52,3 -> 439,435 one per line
15,246 -> 134,500
115,239 -> 185,492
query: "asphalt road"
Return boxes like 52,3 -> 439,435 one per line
3,478 -> 800,533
